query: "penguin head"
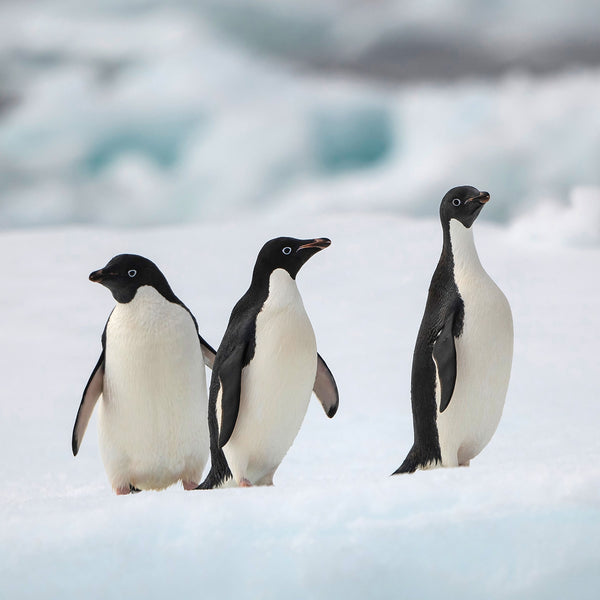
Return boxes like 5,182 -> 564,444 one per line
89,254 -> 170,303
440,186 -> 490,228
254,237 -> 331,280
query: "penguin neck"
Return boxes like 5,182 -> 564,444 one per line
262,268 -> 303,310
444,218 -> 483,275
111,286 -> 182,333
114,285 -> 169,312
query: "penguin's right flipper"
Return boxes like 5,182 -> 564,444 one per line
72,351 -> 104,456
217,344 -> 247,448
313,354 -> 339,418
432,311 -> 457,413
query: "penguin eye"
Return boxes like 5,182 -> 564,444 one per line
452,198 -> 461,207
127,269 -> 137,278
282,247 -> 292,255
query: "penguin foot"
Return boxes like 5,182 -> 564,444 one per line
115,484 -> 141,495
239,478 -> 253,487
182,480 -> 198,490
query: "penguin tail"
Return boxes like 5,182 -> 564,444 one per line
195,449 -> 233,490
392,453 -> 419,475
392,445 -> 438,475
195,472 -> 220,490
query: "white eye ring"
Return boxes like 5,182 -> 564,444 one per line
128,269 -> 137,278
282,247 -> 292,255
452,198 -> 461,206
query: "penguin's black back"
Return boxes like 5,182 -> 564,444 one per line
395,239 -> 465,473
198,275 -> 271,488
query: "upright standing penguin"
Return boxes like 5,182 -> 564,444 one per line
394,186 -> 513,473
198,237 -> 339,489
72,254 -> 216,494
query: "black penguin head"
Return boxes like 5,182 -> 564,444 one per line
89,254 -> 172,303
439,186 -> 490,228
253,237 -> 331,280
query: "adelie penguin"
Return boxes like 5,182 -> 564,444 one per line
198,237 -> 339,489
71,254 -> 216,494
394,186 -> 513,474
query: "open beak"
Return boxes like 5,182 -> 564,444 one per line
297,238 -> 332,252
466,191 -> 490,204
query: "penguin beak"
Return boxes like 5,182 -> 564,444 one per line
297,238 -> 332,252
466,191 -> 490,204
89,268 -> 116,283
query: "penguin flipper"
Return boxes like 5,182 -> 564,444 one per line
199,335 -> 217,369
217,344 -> 246,448
432,312 -> 457,413
313,353 -> 339,418
72,351 -> 104,456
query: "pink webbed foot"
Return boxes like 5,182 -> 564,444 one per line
183,480 -> 198,490
239,478 -> 253,487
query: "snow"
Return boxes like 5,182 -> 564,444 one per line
1,212 -> 599,599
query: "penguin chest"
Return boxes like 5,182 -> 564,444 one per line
225,270 -> 317,482
99,286 -> 208,490
437,269 -> 514,463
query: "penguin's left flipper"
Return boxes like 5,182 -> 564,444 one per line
72,350 -> 105,456
313,353 -> 339,418
217,344 -> 247,448
432,312 -> 457,413
199,335 -> 217,369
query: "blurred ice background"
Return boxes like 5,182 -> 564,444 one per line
1,0 -> 599,242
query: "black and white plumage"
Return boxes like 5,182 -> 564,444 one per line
198,237 -> 339,489
394,186 -> 513,474
71,254 -> 216,494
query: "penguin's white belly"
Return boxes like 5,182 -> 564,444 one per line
98,286 -> 209,491
437,272 -> 513,466
223,270 -> 317,485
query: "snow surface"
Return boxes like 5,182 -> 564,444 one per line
1,213 -> 599,599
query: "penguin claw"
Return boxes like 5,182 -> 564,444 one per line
183,480 -> 198,490
239,478 -> 253,487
